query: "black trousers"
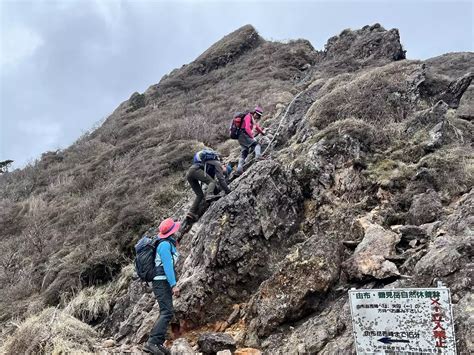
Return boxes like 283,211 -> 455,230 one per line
186,165 -> 215,214
148,280 -> 173,345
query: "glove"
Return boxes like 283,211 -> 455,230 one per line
226,163 -> 233,175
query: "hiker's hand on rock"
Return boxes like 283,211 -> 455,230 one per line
172,286 -> 180,297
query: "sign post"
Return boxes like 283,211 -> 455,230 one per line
348,287 -> 456,354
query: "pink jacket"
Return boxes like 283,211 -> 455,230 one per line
242,113 -> 264,139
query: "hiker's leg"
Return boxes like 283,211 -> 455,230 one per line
254,143 -> 262,158
187,168 -> 204,214
237,147 -> 249,173
198,170 -> 216,196
193,169 -> 215,198
206,179 -> 217,198
148,280 -> 173,345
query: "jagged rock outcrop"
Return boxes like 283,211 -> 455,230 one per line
246,234 -> 341,340
263,296 -> 354,354
439,72 -> 473,108
413,190 -> 473,288
395,224 -> 428,241
175,160 -> 304,325
457,84 -> 473,120
323,23 -> 405,67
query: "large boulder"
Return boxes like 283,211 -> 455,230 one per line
457,84 -> 473,120
289,118 -> 376,203
342,217 -> 400,280
413,191 -> 473,286
246,234 -> 341,339
114,290 -> 155,343
408,189 -> 443,225
262,297 -> 354,354
453,294 -> 474,353
175,160 -> 304,325
198,333 -> 236,354
171,338 -> 195,355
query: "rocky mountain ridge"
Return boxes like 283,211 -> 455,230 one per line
0,24 -> 472,354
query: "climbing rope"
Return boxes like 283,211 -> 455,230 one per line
234,87 -> 309,174
262,88 -> 307,156
173,80 -> 313,230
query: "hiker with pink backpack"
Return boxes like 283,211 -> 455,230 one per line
229,106 -> 266,175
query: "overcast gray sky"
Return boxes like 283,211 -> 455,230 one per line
1,0 -> 472,169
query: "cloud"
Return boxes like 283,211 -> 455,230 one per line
90,0 -> 124,29
0,25 -> 44,68
17,119 -> 61,148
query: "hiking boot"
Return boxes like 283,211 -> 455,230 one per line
158,344 -> 171,355
342,240 -> 360,249
186,212 -> 198,222
143,342 -> 165,355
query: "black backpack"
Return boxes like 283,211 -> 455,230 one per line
229,112 -> 248,139
134,236 -> 175,282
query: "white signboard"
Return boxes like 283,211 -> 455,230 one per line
349,288 -> 456,354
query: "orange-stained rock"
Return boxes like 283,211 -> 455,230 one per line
235,348 -> 263,355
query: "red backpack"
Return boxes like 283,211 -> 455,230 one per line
229,112 -> 248,139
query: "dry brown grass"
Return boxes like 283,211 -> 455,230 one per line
1,307 -> 98,354
64,264 -> 133,324
312,118 -> 385,151
306,60 -> 423,129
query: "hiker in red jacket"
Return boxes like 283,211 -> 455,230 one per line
236,106 -> 265,174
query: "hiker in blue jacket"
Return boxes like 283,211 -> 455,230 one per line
143,218 -> 180,355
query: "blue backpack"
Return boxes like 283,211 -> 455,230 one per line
134,236 -> 176,282
193,149 -> 219,164
134,236 -> 159,282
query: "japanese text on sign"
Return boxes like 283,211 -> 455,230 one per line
349,287 -> 456,354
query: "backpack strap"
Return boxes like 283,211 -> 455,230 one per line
239,112 -> 249,129
155,237 -> 177,254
